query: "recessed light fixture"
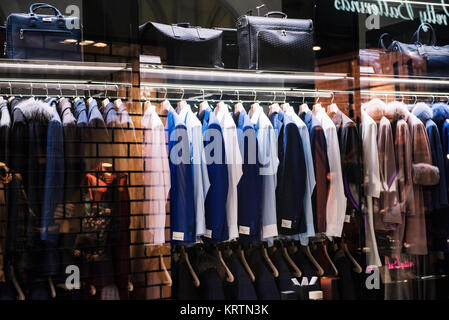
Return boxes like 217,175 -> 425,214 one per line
93,42 -> 108,48
62,39 -> 78,44
79,40 -> 95,46
313,46 -> 322,51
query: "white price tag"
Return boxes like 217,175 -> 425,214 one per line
172,232 -> 184,241
204,229 -> 212,238
239,226 -> 250,235
281,219 -> 292,229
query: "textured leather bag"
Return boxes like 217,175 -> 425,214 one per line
139,21 -> 224,68
386,23 -> 449,77
412,163 -> 440,186
6,3 -> 81,61
236,11 -> 314,71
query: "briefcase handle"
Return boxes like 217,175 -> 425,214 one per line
29,3 -> 63,18
264,11 -> 288,19
413,23 -> 437,46
379,33 -> 393,49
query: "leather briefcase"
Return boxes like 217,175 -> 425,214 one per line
139,21 -> 224,68
236,11 -> 315,71
6,3 -> 82,61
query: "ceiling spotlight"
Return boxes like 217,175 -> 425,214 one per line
313,46 -> 322,51
93,42 -> 108,48
79,40 -> 95,46
62,39 -> 78,44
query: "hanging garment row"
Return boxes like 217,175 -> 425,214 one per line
362,98 -> 449,270
0,95 -> 137,300
142,97 -> 364,248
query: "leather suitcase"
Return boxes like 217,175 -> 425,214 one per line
236,11 -> 315,71
140,21 -> 224,68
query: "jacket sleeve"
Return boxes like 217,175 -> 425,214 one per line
311,125 -> 330,234
341,124 -> 363,209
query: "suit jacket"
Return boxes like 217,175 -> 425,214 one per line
300,111 -> 329,234
276,114 -> 307,235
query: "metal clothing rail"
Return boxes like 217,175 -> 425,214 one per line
140,84 -> 345,103
0,80 -> 132,99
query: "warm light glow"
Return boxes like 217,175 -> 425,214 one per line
93,42 -> 108,48
313,46 -> 322,51
79,40 -> 95,46
62,39 -> 78,44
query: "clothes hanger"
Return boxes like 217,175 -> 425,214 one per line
249,90 -> 260,118
300,244 -> 325,276
7,82 -> 15,103
312,95 -> 322,115
274,240 -> 302,278
268,91 -> 280,116
237,243 -> 256,282
280,90 -> 290,112
114,85 -> 122,110
233,90 -> 244,114
48,276 -> 56,298
73,85 -> 80,104
341,239 -> 363,274
215,90 -> 226,115
160,88 -> 171,114
328,92 -> 339,115
262,242 -> 279,278
182,246 -> 200,287
9,266 -> 25,300
87,85 -> 94,106
176,88 -> 187,113
299,92 -> 310,114
101,84 -> 110,111
216,244 -> 235,283
199,89 -> 210,112
320,240 -> 339,276
152,245 -> 173,286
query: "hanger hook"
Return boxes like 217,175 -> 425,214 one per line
30,83 -> 33,97
272,91 -> 276,104
87,84 -> 91,98
431,95 -> 435,105
219,90 -> 223,101
302,92 -> 305,104
45,83 -> 49,97
163,87 -> 167,100
316,93 -> 320,104
116,85 -> 119,99
283,91 -> 287,104
235,90 -> 239,102
104,84 -> 108,99
253,90 -> 257,103
8,82 -> 12,97
201,89 -> 205,101
330,92 -> 335,104
180,88 -> 185,100
74,84 -> 78,97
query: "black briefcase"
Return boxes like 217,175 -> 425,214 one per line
237,11 -> 315,71
139,21 -> 224,68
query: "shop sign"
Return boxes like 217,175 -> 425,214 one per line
334,0 -> 449,26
